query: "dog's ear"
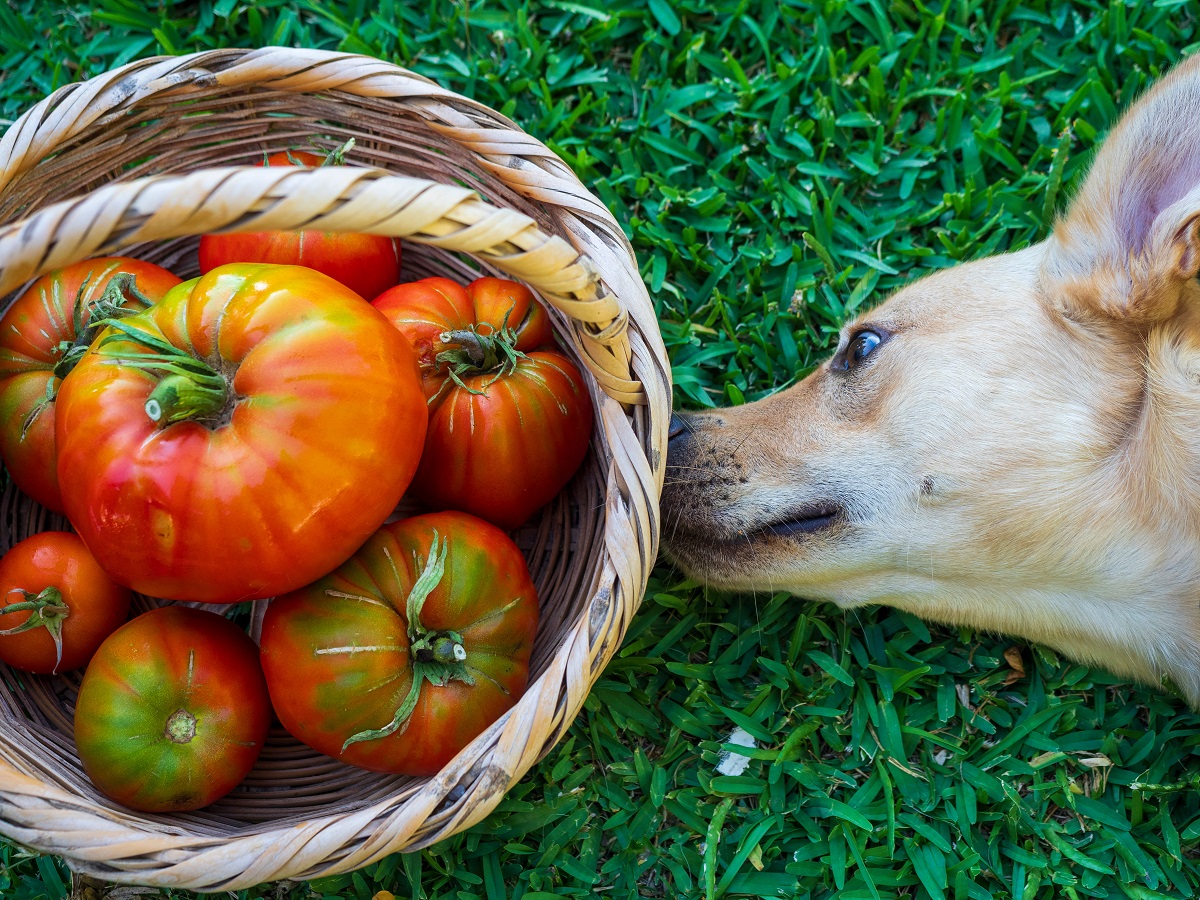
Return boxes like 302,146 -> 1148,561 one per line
1042,54 -> 1200,324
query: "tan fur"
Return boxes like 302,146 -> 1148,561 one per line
661,53 -> 1200,705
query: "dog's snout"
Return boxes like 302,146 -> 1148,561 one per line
668,413 -> 689,443
667,413 -> 699,465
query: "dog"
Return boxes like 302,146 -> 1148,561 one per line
661,52 -> 1200,707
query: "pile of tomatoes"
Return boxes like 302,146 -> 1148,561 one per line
0,145 -> 593,812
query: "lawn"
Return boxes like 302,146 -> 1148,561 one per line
3,1 -> 1200,898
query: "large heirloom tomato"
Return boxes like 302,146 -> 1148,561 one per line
372,277 -> 593,529
0,258 -> 181,510
198,145 -> 401,300
74,606 -> 271,812
259,511 -> 539,775
56,263 -> 428,604
0,532 -> 130,674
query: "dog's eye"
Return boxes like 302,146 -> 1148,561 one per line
839,330 -> 882,371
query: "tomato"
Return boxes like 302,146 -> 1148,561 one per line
0,532 -> 130,674
56,263 -> 428,604
198,145 -> 401,300
73,606 -> 270,812
372,277 -> 593,529
259,511 -> 539,775
0,258 -> 182,511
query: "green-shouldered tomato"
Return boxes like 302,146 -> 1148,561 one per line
73,606 -> 270,812
259,511 -> 539,775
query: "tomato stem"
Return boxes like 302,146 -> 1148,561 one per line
144,373 -> 229,425
97,320 -> 231,427
56,273 -> 154,382
279,138 -> 355,169
341,531 -> 476,752
320,137 -> 356,167
424,635 -> 468,664
438,325 -> 525,374
21,273 -> 155,442
0,586 -> 69,673
434,308 -> 527,397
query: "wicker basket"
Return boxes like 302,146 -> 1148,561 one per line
0,47 -> 669,890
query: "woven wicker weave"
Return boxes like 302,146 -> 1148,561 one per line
0,47 -> 669,889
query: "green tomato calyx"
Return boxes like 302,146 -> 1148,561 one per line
341,531 -> 476,752
434,307 -> 527,398
318,137 -> 355,167
97,319 -> 231,427
164,708 -> 198,744
0,586 -> 70,673
22,273 -> 154,442
55,272 -> 154,381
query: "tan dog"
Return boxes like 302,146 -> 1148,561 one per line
661,53 -> 1200,706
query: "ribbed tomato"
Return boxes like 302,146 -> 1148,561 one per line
56,263 -> 428,603
372,277 -> 593,529
198,146 -> 401,300
259,511 -> 539,775
0,257 -> 181,510
0,532 -> 130,674
74,606 -> 270,812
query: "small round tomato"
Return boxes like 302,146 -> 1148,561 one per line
55,262 -> 428,604
74,606 -> 270,812
373,277 -> 593,529
198,144 -> 401,300
0,258 -> 181,511
0,532 -> 130,674
259,511 -> 539,775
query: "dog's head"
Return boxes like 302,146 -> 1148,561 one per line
662,54 -> 1200,697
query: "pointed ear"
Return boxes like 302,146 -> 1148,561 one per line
1042,54 -> 1200,324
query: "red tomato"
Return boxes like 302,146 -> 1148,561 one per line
198,146 -> 401,300
0,258 -> 181,511
259,511 -> 539,775
0,532 -> 130,674
56,263 -> 428,604
372,277 -> 593,529
73,606 -> 271,812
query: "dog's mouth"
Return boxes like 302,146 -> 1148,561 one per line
756,501 -> 845,538
662,497 -> 848,586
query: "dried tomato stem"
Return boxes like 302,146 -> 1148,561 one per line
164,708 -> 197,744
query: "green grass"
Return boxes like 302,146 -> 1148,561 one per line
3,1 -> 1200,898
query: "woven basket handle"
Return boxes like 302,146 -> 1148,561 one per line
0,165 -> 643,405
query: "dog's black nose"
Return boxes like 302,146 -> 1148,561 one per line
668,413 -> 689,444
667,413 -> 696,467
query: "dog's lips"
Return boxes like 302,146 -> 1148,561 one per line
758,501 -> 844,538
662,498 -> 846,585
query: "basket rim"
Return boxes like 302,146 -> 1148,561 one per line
0,45 -> 672,889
